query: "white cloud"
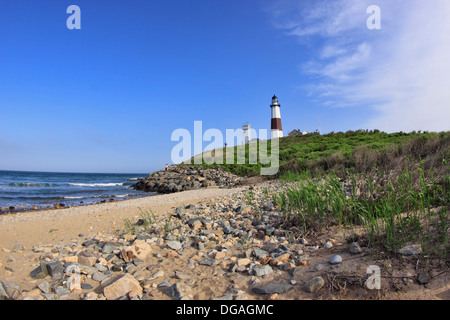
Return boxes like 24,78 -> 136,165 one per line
268,0 -> 450,132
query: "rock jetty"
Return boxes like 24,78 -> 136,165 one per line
133,165 -> 243,194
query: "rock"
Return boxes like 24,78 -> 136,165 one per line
166,282 -> 192,300
38,281 -> 51,294
121,240 -> 152,262
166,240 -> 182,251
158,281 -> 171,288
397,244 -> 422,256
329,255 -> 343,265
237,258 -> 251,267
278,262 -> 295,271
46,261 -> 64,278
349,242 -> 363,254
304,277 -> 325,293
12,242 -> 24,252
323,241 -> 333,249
314,264 -> 326,271
103,273 -> 143,300
253,248 -> 269,259
0,281 -> 9,300
270,253 -> 290,266
252,283 -> 292,294
30,262 -> 49,279
78,252 -> 99,266
102,243 -> 120,254
83,292 -> 98,300
93,272 -> 108,282
253,265 -> 273,277
82,239 -> 97,247
417,272 -> 429,285
199,258 -> 218,266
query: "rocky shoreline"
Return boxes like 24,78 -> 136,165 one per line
132,165 -> 243,194
1,179 -> 446,300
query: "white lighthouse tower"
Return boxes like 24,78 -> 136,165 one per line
270,95 -> 283,139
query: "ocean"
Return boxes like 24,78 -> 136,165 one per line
0,170 -> 155,212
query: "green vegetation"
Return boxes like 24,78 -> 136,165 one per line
191,129 -> 450,258
192,130 -> 449,178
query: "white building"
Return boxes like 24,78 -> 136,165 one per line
242,123 -> 251,145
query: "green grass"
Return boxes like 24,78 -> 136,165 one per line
187,130 -> 449,178
273,163 -> 449,258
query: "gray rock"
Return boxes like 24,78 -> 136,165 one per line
166,282 -> 192,300
94,263 -> 108,273
417,272 -> 429,285
261,243 -> 278,253
253,248 -> 269,259
93,272 -> 108,282
102,243 -> 119,254
199,258 -> 218,266
30,261 -> 49,279
397,244 -> 422,256
0,281 -> 9,300
166,241 -> 182,251
46,261 -> 64,278
289,267 -> 301,277
329,255 -> 343,265
323,241 -> 333,249
252,283 -> 292,294
82,239 -> 97,247
304,276 -> 325,293
81,283 -> 93,290
55,286 -> 70,294
349,242 -> 363,254
253,265 -> 273,277
38,281 -> 51,294
158,281 -> 172,288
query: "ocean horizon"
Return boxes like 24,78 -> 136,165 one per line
0,170 -> 155,212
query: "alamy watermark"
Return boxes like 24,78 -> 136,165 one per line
367,5 -> 381,30
366,265 -> 381,290
67,5 -> 81,30
171,121 -> 279,176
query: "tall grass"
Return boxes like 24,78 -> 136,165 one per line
273,159 -> 449,257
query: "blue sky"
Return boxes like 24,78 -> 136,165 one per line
1,0 -> 449,173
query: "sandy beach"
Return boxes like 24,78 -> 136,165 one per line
0,186 -> 245,253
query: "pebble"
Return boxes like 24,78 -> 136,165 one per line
323,241 -> 333,249
166,241 -> 182,251
349,242 -> 363,254
329,255 -> 343,265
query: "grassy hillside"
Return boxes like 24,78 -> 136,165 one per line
191,130 -> 450,179
186,129 -> 450,257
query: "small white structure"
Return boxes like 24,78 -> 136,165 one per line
242,123 -> 251,145
288,129 -> 309,137
270,95 -> 283,139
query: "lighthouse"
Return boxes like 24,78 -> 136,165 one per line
270,95 -> 283,139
